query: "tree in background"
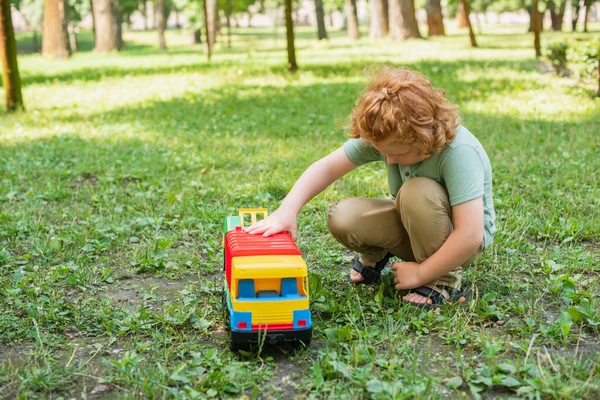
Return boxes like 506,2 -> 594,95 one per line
93,0 -> 121,51
370,0 -> 388,38
314,0 -> 327,40
284,0 -> 296,71
344,0 -> 359,40
460,0 -> 477,47
531,0 -> 540,56
389,0 -> 421,40
571,0 -> 582,31
205,0 -> 217,48
202,0 -> 213,59
180,0 -> 204,43
582,0 -> 591,32
67,0 -> 92,52
157,0 -> 167,49
0,0 -> 24,111
11,0 -> 43,52
546,0 -> 567,31
426,0 -> 444,36
43,0 -> 71,58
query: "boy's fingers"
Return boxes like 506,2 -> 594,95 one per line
248,220 -> 266,230
262,225 -> 281,237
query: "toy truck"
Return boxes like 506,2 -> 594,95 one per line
222,208 -> 312,351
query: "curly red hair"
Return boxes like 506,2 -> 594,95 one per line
349,67 -> 461,156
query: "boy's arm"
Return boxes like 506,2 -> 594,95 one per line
247,147 -> 357,239
392,197 -> 484,289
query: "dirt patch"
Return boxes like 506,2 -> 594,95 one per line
103,274 -> 201,310
70,173 -> 99,189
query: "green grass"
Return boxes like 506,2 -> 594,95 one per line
1,25 -> 599,398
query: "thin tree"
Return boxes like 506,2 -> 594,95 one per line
426,0 -> 444,36
532,0 -> 541,57
225,0 -> 232,48
203,0 -> 212,60
0,0 -> 24,111
369,0 -> 388,38
42,0 -> 70,58
583,0 -> 591,32
460,0 -> 477,47
571,0 -> 582,32
284,0 -> 297,72
157,0 -> 166,49
90,0 -> 96,45
345,0 -> 359,40
315,0 -> 328,40
205,0 -> 216,48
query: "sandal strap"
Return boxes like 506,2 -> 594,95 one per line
413,286 -> 447,305
351,258 -> 381,284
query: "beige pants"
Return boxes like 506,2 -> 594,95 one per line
327,177 -> 483,290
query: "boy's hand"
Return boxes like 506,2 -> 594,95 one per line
246,209 -> 298,240
391,261 -> 424,290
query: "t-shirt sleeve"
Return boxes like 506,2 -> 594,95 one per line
342,138 -> 383,166
440,145 -> 485,206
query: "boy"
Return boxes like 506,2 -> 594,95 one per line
247,67 -> 495,308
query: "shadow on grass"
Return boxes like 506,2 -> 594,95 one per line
8,57 -> 541,89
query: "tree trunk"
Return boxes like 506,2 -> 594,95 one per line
532,0 -> 541,57
205,0 -> 217,47
93,0 -> 119,52
426,0 -> 445,36
583,0 -> 591,32
527,6 -> 544,32
457,1 -> 467,28
548,0 -> 566,31
192,28 -> 202,44
203,0 -> 212,60
115,4 -> 123,50
142,0 -> 148,30
32,29 -> 39,52
284,0 -> 297,72
315,0 -> 328,40
389,0 -> 422,40
460,0 -> 477,47
225,0 -> 232,48
68,24 -> 77,52
42,0 -> 70,58
345,0 -> 360,40
0,0 -> 24,112
572,0 -> 582,32
90,0 -> 96,45
157,0 -> 167,50
369,0 -> 388,38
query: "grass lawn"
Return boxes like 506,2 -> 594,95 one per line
0,24 -> 599,398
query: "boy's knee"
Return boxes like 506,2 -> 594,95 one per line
396,177 -> 450,215
327,198 -> 363,236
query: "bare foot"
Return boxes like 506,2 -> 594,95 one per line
402,285 -> 449,305
350,258 -> 376,283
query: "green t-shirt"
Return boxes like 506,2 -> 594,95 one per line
342,125 -> 496,248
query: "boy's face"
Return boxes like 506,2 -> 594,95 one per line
374,140 -> 428,166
